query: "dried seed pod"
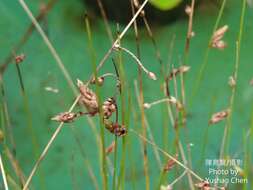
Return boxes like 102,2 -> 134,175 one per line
228,76 -> 236,87
106,141 -> 116,155
185,5 -> 192,16
77,79 -> 99,116
15,54 -> 25,64
195,181 -> 210,190
90,76 -> 104,86
211,25 -> 228,50
209,109 -> 230,125
148,72 -> 157,80
104,120 -> 127,137
102,97 -> 117,119
51,112 -> 77,123
163,155 -> 178,172
143,103 -> 151,109
168,66 -> 190,80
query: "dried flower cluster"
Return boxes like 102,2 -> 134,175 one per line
168,65 -> 191,81
52,79 -> 126,137
102,97 -> 117,119
209,109 -> 230,125
90,76 -> 104,86
194,181 -> 210,190
77,79 -> 99,116
51,112 -> 78,123
106,141 -> 116,154
163,155 -> 178,172
15,54 -> 25,64
211,25 -> 229,50
104,120 -> 127,137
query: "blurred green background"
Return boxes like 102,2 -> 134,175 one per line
0,0 -> 252,189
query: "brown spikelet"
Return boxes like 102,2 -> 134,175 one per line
209,109 -> 230,125
163,154 -> 178,172
106,141 -> 116,155
168,66 -> 190,81
194,181 -> 211,190
211,25 -> 228,50
51,112 -> 77,123
77,79 -> 99,116
15,54 -> 26,64
102,97 -> 117,119
90,76 -> 104,86
104,120 -> 127,137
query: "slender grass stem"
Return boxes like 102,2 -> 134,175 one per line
220,0 -> 247,158
95,0 -> 114,43
0,76 -> 16,154
85,15 -> 108,190
185,0 -> 195,53
4,147 -> 26,187
112,137 -> 118,190
116,39 -> 128,190
70,126 -> 99,190
15,63 -> 45,189
134,81 -> 162,169
0,153 -> 9,190
169,170 -> 187,187
190,0 -> 227,105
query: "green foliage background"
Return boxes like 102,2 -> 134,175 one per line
0,0 -> 252,189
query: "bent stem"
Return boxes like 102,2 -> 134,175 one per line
114,45 -> 157,81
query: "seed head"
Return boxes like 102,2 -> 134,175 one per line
77,79 -> 99,115
163,155 -> 177,172
102,97 -> 117,119
228,76 -> 236,87
209,109 -> 230,125
194,181 -> 210,190
104,120 -> 127,137
51,112 -> 77,123
91,76 -> 104,86
106,141 -> 116,155
211,25 -> 229,50
15,54 -> 25,64
185,5 -> 192,16
143,103 -> 151,109
148,72 -> 157,80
